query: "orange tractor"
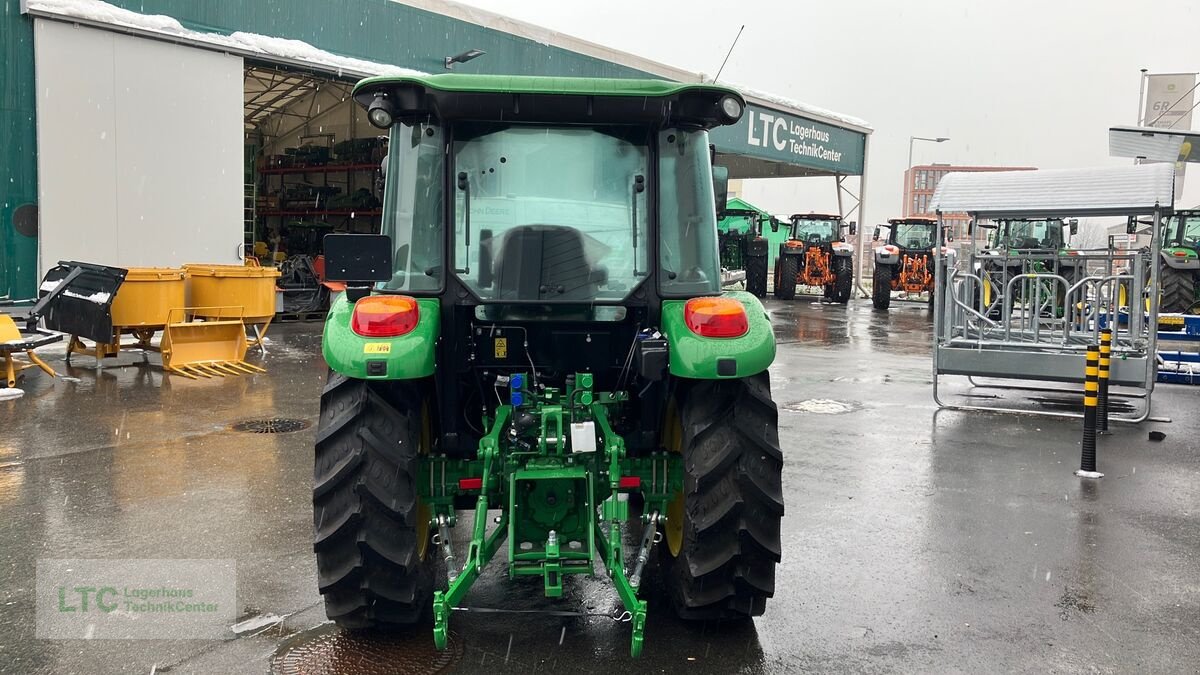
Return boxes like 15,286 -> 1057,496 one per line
772,213 -> 856,303
871,217 -> 953,310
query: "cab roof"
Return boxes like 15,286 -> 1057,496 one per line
887,217 -> 937,225
353,73 -> 744,130
789,213 -> 842,221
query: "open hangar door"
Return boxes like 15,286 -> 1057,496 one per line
243,63 -> 385,313
34,20 -> 244,274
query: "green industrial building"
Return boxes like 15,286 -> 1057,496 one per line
0,0 -> 870,299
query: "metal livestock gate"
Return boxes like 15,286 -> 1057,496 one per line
928,164 -> 1175,422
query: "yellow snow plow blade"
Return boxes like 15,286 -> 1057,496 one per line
160,307 -> 264,379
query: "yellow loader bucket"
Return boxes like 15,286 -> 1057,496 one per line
160,307 -> 265,379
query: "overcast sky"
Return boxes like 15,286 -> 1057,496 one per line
454,0 -> 1199,224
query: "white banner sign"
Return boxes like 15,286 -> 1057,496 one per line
1143,73 -> 1195,197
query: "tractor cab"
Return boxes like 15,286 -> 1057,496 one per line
785,213 -> 848,247
878,217 -> 938,253
986,218 -> 1076,254
315,74 -> 784,658
1163,210 -> 1200,253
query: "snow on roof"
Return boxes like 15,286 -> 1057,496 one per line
930,164 -> 1175,218
401,0 -> 872,130
25,0 -> 427,79
715,81 -> 871,131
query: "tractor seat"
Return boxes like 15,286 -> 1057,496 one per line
494,225 -> 601,301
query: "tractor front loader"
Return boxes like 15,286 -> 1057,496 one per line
315,74 -> 784,658
772,213 -> 855,303
871,218 -> 951,310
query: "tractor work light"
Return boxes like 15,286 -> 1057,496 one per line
367,95 -> 394,128
684,297 -> 749,338
718,95 -> 744,123
351,295 -> 419,337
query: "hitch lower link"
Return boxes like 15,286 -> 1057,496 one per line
428,401 -> 661,657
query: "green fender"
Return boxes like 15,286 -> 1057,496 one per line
661,291 -> 775,380
322,294 -> 440,380
1161,246 -> 1199,270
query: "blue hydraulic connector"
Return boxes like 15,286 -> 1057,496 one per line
510,373 -> 525,406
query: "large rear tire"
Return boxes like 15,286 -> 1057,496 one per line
663,372 -> 784,620
775,255 -> 798,301
314,372 -> 433,629
745,254 -> 768,298
872,264 -> 893,310
1160,264 -> 1198,314
831,258 -> 853,304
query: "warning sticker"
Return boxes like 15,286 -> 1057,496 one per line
363,343 -> 392,354
494,337 -> 508,359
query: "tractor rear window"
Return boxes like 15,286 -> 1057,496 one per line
893,222 -> 936,249
1001,220 -> 1063,250
451,124 -> 651,302
1181,215 -> 1200,246
791,219 -> 839,244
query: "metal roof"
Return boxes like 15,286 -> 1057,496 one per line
243,66 -> 351,131
1109,125 -> 1199,163
930,164 -> 1175,218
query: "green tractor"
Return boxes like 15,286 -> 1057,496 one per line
975,217 -> 1081,312
718,208 -> 776,298
315,74 -> 784,658
1159,210 -> 1200,313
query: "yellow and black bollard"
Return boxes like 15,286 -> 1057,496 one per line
1098,328 -> 1112,434
1076,344 -> 1104,479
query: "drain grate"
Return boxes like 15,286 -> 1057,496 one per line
272,629 -> 462,675
230,418 -> 312,434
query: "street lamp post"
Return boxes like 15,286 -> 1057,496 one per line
906,136 -> 949,217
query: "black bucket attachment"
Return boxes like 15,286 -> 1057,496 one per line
37,261 -> 127,343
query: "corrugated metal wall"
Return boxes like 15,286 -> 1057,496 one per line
0,3 -> 38,300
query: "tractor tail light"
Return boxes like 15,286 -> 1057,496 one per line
351,295 -> 420,337
458,477 -> 483,490
684,297 -> 749,338
1174,250 -> 1190,257
618,476 -> 641,489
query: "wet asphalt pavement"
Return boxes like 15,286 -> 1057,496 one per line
1,296 -> 1198,673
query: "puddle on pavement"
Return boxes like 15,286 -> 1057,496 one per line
271,623 -> 463,674
782,399 -> 861,415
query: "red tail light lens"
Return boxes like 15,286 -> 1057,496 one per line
684,297 -> 749,338
351,295 -> 420,337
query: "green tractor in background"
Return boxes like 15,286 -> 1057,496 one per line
315,74 -> 784,658
718,207 -> 777,298
1159,210 -> 1200,313
975,217 -> 1081,313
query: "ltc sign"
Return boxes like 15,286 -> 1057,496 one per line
709,103 -> 867,176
